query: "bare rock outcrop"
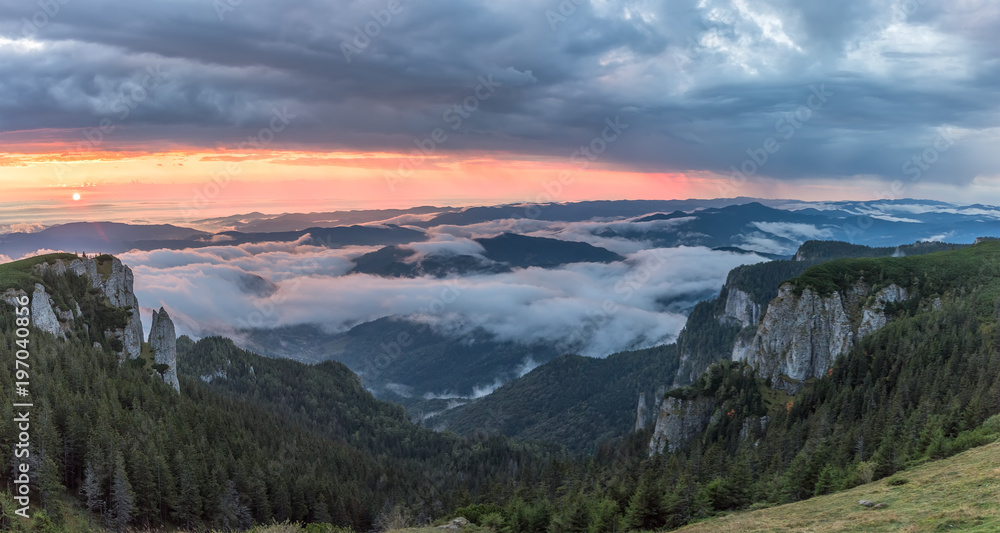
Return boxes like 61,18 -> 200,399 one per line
68,258 -> 100,289
635,393 -> 649,432
722,287 -> 762,328
635,385 -> 669,431
149,307 -> 181,392
102,258 -> 143,359
859,284 -> 908,337
31,284 -> 64,338
37,256 -> 143,359
649,396 -> 716,454
734,282 -> 909,388
2,288 -> 28,308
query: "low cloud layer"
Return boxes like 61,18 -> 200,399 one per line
120,240 -> 766,358
403,234 -> 487,260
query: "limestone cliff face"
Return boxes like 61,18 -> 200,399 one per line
635,385 -> 668,431
149,307 -> 181,393
635,393 -> 649,432
31,284 -> 64,338
2,288 -> 27,308
721,286 -> 766,374
730,332 -> 754,364
721,288 -> 762,329
734,282 -> 908,387
648,396 -> 715,454
859,284 -> 908,337
36,256 -> 143,359
98,258 -> 143,360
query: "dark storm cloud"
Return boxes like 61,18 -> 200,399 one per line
0,0 -> 997,183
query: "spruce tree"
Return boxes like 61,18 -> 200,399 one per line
109,452 -> 134,532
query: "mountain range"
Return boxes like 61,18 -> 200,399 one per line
3,226 -> 1000,532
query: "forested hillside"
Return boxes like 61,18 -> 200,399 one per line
5,241 -> 999,533
444,241 -> 1000,532
0,255 -> 556,532
432,345 -> 679,452
436,239 -> 961,453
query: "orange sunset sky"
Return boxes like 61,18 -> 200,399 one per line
3,143 -> 991,221
1,0 -> 998,221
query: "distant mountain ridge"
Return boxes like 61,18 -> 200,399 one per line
6,198 -> 1000,261
351,233 -> 624,278
0,222 -> 208,258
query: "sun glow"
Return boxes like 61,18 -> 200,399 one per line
72,193 -> 81,201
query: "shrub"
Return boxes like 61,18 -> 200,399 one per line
453,503 -> 504,525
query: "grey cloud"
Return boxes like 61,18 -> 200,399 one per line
403,234 -> 487,260
1,0 -> 998,183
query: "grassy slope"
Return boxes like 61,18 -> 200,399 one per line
675,441 -> 1000,533
0,253 -> 78,291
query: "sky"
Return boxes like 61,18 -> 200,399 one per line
1,0 -> 999,216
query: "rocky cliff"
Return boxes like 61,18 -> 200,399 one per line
648,396 -> 716,454
98,258 -> 144,360
34,256 -> 143,359
31,283 -> 64,338
149,307 -> 181,392
635,385 -> 668,431
635,393 -> 649,432
721,286 -> 766,365
734,282 -> 908,390
721,287 -> 762,329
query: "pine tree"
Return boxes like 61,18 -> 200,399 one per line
109,452 -> 134,532
587,497 -> 621,533
81,462 -> 105,516
548,492 -> 589,533
814,464 -> 839,496
36,456 -> 64,507
173,450 -> 202,528
623,470 -> 665,530
218,480 -> 253,531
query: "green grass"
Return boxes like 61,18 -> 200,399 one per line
0,253 -> 79,293
94,254 -> 115,282
674,440 -> 1000,532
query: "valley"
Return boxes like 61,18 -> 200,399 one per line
2,202 -> 1000,532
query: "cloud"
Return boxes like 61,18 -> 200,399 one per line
1,0 -> 998,184
732,233 -> 797,255
870,203 -> 1000,219
0,223 -> 46,235
209,234 -> 235,243
403,234 -> 487,260
868,214 -> 922,223
19,248 -> 69,259
751,221 -> 834,241
120,240 -> 767,359
428,216 -> 698,255
118,240 -> 378,337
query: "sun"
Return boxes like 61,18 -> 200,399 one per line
72,193 -> 81,201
